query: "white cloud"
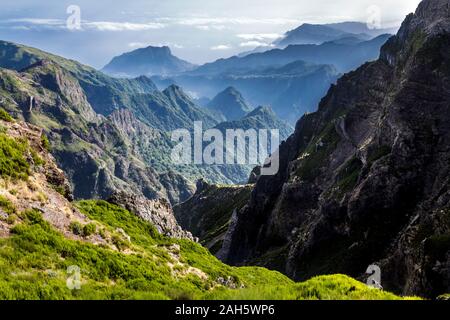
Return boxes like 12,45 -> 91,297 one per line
237,33 -> 282,41
196,24 -> 227,31
128,42 -> 147,48
210,44 -> 231,50
239,41 -> 275,48
84,21 -> 165,31
196,25 -> 210,31
174,17 -> 300,26
6,18 -> 63,25
128,42 -> 184,49
2,18 -> 166,32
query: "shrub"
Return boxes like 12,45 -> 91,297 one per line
0,133 -> 30,180
40,133 -> 51,151
83,223 -> 96,237
0,195 -> 16,215
0,108 -> 13,122
69,221 -> 83,235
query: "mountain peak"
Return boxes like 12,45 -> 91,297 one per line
102,45 -> 195,77
207,87 -> 252,121
245,105 -> 275,118
381,0 -> 450,66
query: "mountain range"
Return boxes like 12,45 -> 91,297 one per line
101,21 -> 392,124
214,0 -> 450,298
276,22 -> 396,47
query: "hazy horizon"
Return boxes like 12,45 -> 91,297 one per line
0,0 -> 421,68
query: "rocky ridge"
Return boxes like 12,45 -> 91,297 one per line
221,0 -> 450,298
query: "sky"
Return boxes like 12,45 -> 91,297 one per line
0,0 -> 422,69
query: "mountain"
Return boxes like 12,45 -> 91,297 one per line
0,40 -> 216,132
276,22 -> 397,47
215,106 -> 293,141
172,35 -> 388,123
0,113 -> 408,300
218,0 -> 450,298
102,46 -> 195,77
174,179 -> 253,255
192,34 -> 391,75
0,59 -> 194,203
207,87 -> 252,121
326,22 -> 398,37
1,41 -> 273,202
165,61 -> 339,124
276,23 -> 365,47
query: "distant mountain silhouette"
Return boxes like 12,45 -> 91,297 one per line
207,87 -> 252,121
102,46 -> 195,77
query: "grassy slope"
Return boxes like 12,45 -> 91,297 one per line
0,199 -> 414,300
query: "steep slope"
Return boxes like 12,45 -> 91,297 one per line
222,0 -> 450,298
0,40 -> 215,132
174,179 -> 252,255
0,113 -> 407,300
0,61 -> 195,203
0,40 -> 158,117
102,46 -> 195,77
207,87 -> 252,121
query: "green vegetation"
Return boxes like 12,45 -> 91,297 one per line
368,145 -> 392,164
296,123 -> 340,181
82,223 -> 96,237
0,108 -> 13,122
69,221 -> 83,236
335,157 -> 363,195
40,133 -> 51,151
206,274 -> 412,300
0,132 -> 30,180
0,201 -> 410,300
0,195 -> 16,215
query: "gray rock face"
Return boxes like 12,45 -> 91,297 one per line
222,0 -> 450,298
108,192 -> 194,240
174,180 -> 252,255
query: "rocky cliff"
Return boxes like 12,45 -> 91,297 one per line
174,179 -> 252,254
222,0 -> 450,298
109,191 -> 194,240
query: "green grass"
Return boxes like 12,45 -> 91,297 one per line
335,157 -> 363,196
40,133 -> 51,151
0,132 -> 30,180
0,195 -> 16,215
0,200 -> 413,300
206,275 -> 411,300
0,108 -> 13,122
295,123 -> 340,181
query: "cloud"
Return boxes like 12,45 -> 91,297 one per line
210,44 -> 231,50
173,17 -> 300,26
196,25 -> 227,31
128,42 -> 148,48
1,18 -> 165,32
239,41 -> 275,48
6,18 -> 63,26
128,42 -> 184,49
84,21 -> 165,31
237,33 -> 282,41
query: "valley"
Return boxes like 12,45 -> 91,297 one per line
0,0 -> 448,301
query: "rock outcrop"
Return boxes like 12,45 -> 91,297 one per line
108,191 -> 194,240
222,0 -> 450,298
